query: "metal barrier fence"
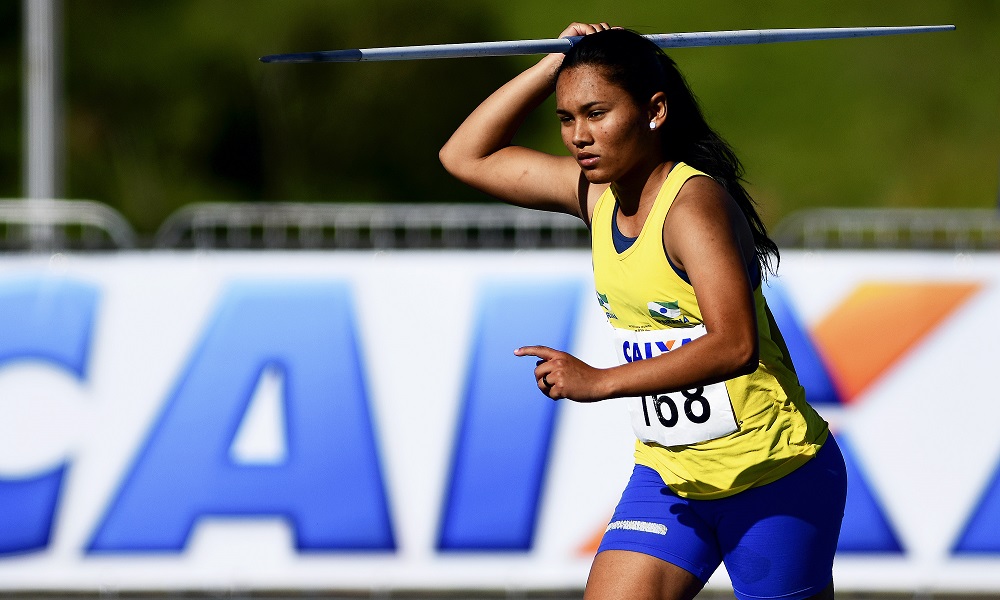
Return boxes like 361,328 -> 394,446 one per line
0,199 -> 136,251
772,208 -> 1000,251
3,201 -> 1000,252
153,202 -> 592,250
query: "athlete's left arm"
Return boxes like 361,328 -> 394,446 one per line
664,176 -> 761,379
517,176 -> 760,401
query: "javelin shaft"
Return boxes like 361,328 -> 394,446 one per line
648,25 -> 954,48
259,25 -> 954,64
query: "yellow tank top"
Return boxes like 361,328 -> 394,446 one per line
591,162 -> 829,499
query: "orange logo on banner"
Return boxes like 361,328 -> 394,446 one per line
578,281 -> 981,556
812,282 -> 980,403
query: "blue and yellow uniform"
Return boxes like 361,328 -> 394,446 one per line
592,163 -> 847,599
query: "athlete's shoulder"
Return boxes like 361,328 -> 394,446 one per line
676,172 -> 729,200
669,173 -> 736,228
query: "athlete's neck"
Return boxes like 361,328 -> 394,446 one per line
612,160 -> 675,218
611,161 -> 674,230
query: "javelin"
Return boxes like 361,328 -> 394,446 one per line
259,25 -> 954,63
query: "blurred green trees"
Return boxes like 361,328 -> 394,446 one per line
59,0 -> 527,235
1,1 -> 998,239
0,1 -> 20,195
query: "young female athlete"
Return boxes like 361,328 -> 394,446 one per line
439,23 -> 847,600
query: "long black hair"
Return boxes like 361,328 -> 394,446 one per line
558,29 -> 779,276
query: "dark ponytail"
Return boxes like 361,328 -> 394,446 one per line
559,29 -> 779,276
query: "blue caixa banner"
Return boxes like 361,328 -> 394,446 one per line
0,251 -> 999,592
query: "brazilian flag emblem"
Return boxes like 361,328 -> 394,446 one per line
597,291 -> 617,319
648,300 -> 681,321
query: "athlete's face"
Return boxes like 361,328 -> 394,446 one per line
555,65 -> 662,184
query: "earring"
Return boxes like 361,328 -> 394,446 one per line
649,121 -> 657,130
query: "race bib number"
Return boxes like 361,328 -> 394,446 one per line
614,326 -> 739,447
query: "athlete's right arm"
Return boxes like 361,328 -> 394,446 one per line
439,24 -> 603,222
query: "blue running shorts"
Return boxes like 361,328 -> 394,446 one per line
597,435 -> 847,600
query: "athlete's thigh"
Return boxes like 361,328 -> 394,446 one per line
718,437 -> 848,600
585,549 -> 703,600
597,466 -> 723,582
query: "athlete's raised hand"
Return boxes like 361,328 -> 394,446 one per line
557,22 -> 613,40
